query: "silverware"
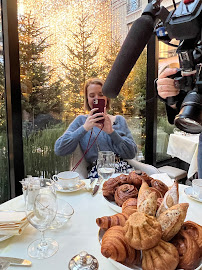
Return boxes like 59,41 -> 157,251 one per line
92,177 -> 103,196
0,257 -> 32,266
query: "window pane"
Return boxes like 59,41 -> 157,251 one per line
18,0 -> 146,175
0,5 -> 10,203
157,41 -> 179,162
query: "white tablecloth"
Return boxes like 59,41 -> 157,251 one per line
167,133 -> 199,178
0,185 -> 202,270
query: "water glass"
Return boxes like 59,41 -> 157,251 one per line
97,151 -> 115,180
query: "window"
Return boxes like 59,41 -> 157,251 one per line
127,0 -> 141,14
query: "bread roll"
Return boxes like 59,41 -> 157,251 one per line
124,211 -> 162,250
142,239 -> 179,270
157,203 -> 189,241
137,191 -> 157,216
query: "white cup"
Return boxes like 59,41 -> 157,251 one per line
192,179 -> 202,200
53,171 -> 80,189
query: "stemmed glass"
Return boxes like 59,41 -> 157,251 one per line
25,178 -> 58,259
97,151 -> 115,181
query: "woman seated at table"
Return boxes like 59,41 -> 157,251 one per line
157,67 -> 202,179
54,78 -> 137,177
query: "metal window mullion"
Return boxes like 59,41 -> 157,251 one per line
1,0 -> 24,198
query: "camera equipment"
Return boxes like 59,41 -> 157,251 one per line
102,0 -> 202,134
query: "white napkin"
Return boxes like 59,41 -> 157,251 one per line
150,173 -> 174,187
0,211 -> 29,235
83,178 -> 104,193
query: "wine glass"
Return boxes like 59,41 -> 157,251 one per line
25,179 -> 59,259
97,151 -> 115,181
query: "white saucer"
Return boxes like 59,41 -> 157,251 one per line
184,187 -> 202,203
0,234 -> 13,242
55,180 -> 85,193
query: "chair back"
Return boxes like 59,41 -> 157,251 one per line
70,145 -> 89,179
70,145 -> 160,179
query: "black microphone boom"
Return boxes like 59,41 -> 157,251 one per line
102,14 -> 155,98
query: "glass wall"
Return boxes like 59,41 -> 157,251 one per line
0,6 -> 10,203
17,0 -> 147,177
156,40 -> 179,162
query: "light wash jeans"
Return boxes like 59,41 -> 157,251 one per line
198,133 -> 202,178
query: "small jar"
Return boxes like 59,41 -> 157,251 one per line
69,251 -> 99,270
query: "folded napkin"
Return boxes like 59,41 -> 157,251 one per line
83,178 -> 104,193
0,211 -> 29,235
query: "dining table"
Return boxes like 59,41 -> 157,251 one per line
0,179 -> 202,270
167,133 -> 200,178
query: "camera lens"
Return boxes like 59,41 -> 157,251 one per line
174,91 -> 202,134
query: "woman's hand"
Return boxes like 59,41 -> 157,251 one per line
83,108 -> 105,131
157,68 -> 180,99
95,108 -> 114,134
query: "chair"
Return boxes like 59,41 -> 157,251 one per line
158,165 -> 187,182
70,145 -> 160,178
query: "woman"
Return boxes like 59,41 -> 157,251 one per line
54,78 -> 137,174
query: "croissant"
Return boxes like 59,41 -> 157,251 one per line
115,184 -> 138,207
122,198 -> 137,216
150,179 -> 168,197
137,191 -> 157,216
171,230 -> 201,270
96,212 -> 129,230
157,203 -> 189,241
102,177 -> 120,201
142,239 -> 179,270
101,226 -> 141,265
156,182 -> 179,217
181,220 -> 202,256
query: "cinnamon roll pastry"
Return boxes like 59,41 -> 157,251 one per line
124,212 -> 162,250
150,187 -> 164,198
115,184 -> 138,207
128,170 -> 152,188
122,198 -> 138,216
142,239 -> 179,270
157,203 -> 189,241
150,178 -> 168,197
102,177 -> 120,201
181,220 -> 202,256
157,198 -> 163,210
96,212 -> 129,230
171,230 -> 201,270
114,174 -> 131,185
101,226 -> 141,266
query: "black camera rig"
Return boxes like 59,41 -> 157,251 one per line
153,0 -> 202,133
102,0 -> 202,134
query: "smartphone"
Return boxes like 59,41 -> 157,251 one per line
93,99 -> 105,124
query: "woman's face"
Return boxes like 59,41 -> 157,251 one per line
87,83 -> 107,110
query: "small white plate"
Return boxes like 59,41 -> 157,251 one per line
55,180 -> 85,193
0,234 -> 13,242
103,196 -> 121,213
184,187 -> 202,203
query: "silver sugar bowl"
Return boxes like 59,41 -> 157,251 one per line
69,251 -> 99,270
